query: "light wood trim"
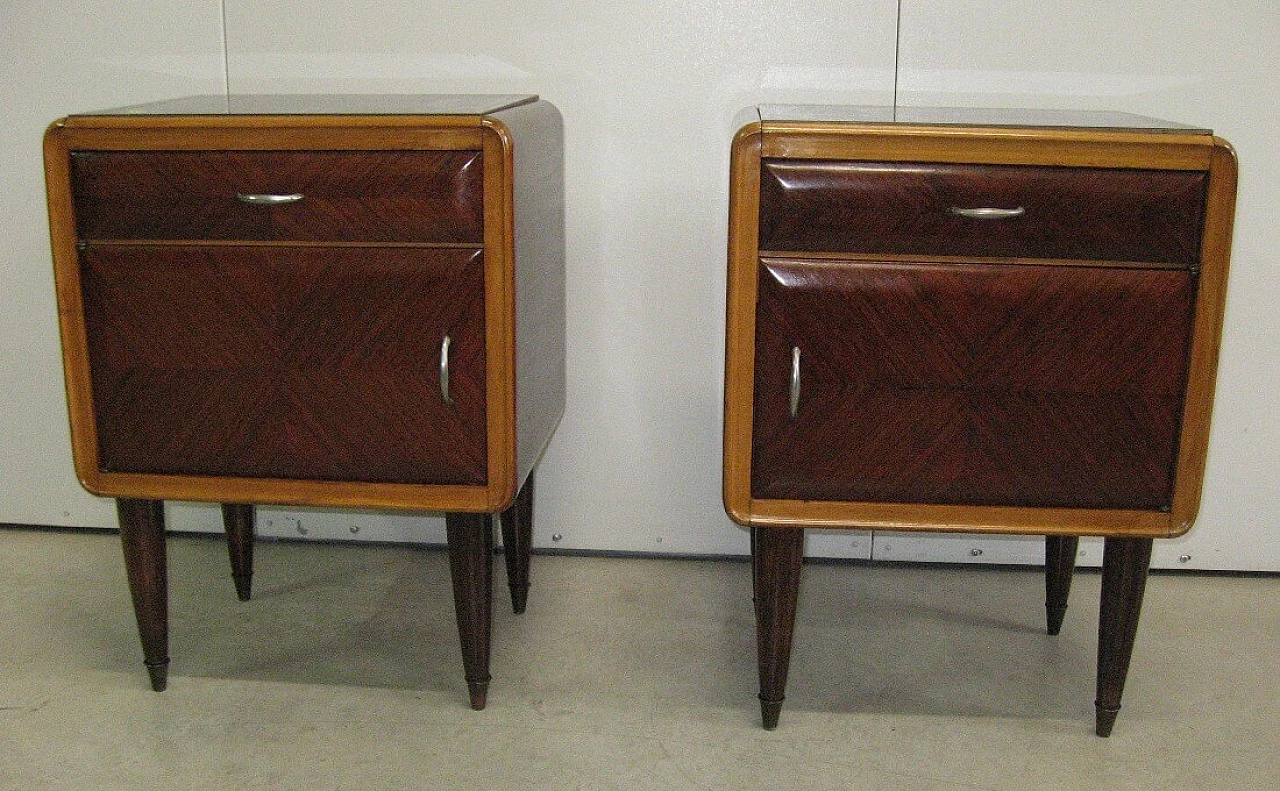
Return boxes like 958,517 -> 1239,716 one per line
61,113 -> 485,130
759,251 -> 1190,272
722,123 -> 763,523
1166,138 -> 1238,536
55,122 -> 484,152
746,499 -> 1173,538
759,122 -> 1214,170
77,470 -> 493,512
83,240 -> 484,250
479,122 -> 520,512
44,123 -> 102,492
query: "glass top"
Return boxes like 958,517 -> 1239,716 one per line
76,94 -> 538,117
757,104 -> 1210,134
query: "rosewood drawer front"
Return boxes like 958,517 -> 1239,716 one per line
80,245 -> 488,484
71,150 -> 484,243
750,258 -> 1196,509
758,160 -> 1207,265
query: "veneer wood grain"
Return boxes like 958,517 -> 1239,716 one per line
759,160 -> 1205,264
72,150 -> 484,243
750,258 -> 1195,509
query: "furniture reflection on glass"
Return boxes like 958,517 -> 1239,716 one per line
723,105 -> 1236,735
44,95 -> 565,709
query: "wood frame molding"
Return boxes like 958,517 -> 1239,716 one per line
44,112 -> 534,513
723,123 -> 763,526
757,121 -> 1213,170
723,121 -> 1236,538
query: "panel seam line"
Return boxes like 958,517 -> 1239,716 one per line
220,0 -> 231,95
892,0 -> 903,118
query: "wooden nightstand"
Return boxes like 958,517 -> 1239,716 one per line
723,106 -> 1237,734
44,95 -> 565,709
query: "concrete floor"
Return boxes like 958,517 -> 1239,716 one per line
0,526 -> 1275,790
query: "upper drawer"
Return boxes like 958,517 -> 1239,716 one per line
758,160 -> 1207,265
71,150 -> 484,244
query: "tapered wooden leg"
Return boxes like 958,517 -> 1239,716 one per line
749,526 -> 758,607
754,527 -> 804,730
446,512 -> 494,710
1095,537 -> 1154,737
117,498 -> 169,692
499,472 -> 534,614
221,503 -> 255,602
1045,535 -> 1080,636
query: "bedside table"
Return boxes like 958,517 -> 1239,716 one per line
723,106 -> 1237,734
44,95 -> 565,709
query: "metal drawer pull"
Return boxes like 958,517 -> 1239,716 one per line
236,192 -> 304,205
949,206 -> 1025,220
789,346 -> 801,419
440,335 -> 454,406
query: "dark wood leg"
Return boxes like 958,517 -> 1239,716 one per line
749,525 -> 758,604
221,503 -> 255,602
1095,536 -> 1154,737
117,498 -> 169,692
499,472 -> 534,614
446,512 -> 494,710
1045,534 -> 1080,636
754,526 -> 804,729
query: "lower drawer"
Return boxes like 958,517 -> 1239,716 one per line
80,244 -> 489,484
750,258 -> 1196,508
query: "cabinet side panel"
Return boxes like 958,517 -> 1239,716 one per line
490,101 -> 566,495
1167,140 -> 1238,534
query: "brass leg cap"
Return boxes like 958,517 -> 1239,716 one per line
760,697 -> 784,730
1047,605 -> 1067,636
467,680 -> 489,711
145,660 -> 169,692
510,586 -> 529,615
1095,703 -> 1120,737
233,573 -> 252,602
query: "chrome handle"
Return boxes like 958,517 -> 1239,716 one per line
236,192 -> 304,205
948,206 -> 1025,220
789,346 -> 801,419
440,335 -> 454,407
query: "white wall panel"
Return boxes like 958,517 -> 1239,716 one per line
217,0 -> 899,555
0,2 -> 225,529
897,1 -> 1280,570
4,3 -> 1274,570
